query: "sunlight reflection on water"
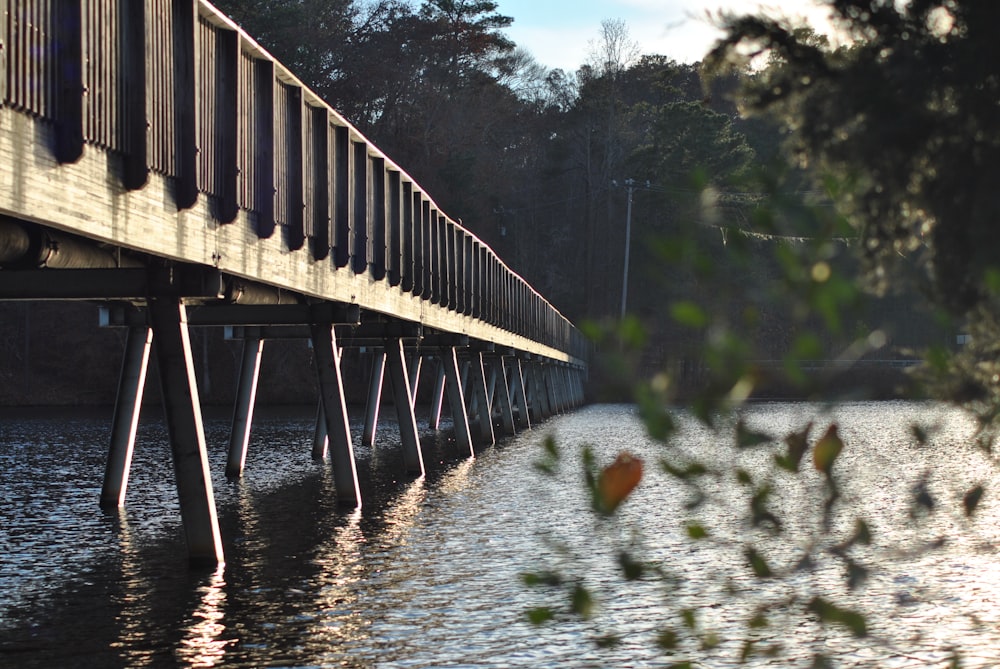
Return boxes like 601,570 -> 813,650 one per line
1,402 -> 999,667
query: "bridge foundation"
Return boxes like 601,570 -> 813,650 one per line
440,347 -> 475,457
226,329 -> 264,479
100,325 -> 153,509
149,297 -> 225,566
385,339 -> 424,476
362,350 -> 386,448
310,323 -> 362,507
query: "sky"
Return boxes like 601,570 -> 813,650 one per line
496,0 -> 836,72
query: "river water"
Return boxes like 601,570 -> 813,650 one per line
1,402 -> 1000,668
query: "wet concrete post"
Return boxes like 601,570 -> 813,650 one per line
428,358 -> 446,430
100,325 -> 153,509
467,352 -> 495,447
492,357 -> 517,436
226,328 -> 264,479
148,297 -> 224,566
362,349 -> 386,447
385,338 -> 425,476
508,357 -> 531,430
440,347 -> 474,457
309,322 -> 362,507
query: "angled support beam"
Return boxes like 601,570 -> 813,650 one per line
385,339 -> 425,475
440,347 -> 474,457
362,349 -> 386,447
310,322 -> 361,507
466,353 -> 495,448
100,325 -> 153,509
226,330 -> 264,479
530,363 -> 550,420
148,297 -> 224,566
508,357 -> 531,430
312,401 -> 328,459
408,353 -> 422,406
428,358 -> 447,430
491,357 -> 516,436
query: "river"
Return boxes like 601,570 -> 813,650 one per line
1,402 -> 999,668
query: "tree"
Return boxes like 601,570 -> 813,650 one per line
523,1 -> 1000,665
706,0 -> 1000,428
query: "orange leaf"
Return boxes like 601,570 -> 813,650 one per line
813,424 -> 844,475
598,452 -> 644,512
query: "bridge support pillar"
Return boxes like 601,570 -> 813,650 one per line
149,298 -> 224,566
428,358 -> 447,430
508,357 -> 530,430
226,329 -> 264,479
362,349 -> 386,447
310,323 -> 361,507
441,347 -> 474,457
408,353 -> 422,405
385,339 -> 424,475
528,363 -> 550,421
467,352 -> 495,448
101,325 -> 153,509
553,367 -> 567,413
544,366 -> 561,414
490,357 -> 517,436
313,402 -> 328,459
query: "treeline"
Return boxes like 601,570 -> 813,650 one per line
0,0 -> 947,405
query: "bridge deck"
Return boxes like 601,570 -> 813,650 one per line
0,0 -> 587,566
0,0 -> 585,366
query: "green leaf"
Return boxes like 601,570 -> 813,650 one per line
964,485 -> 984,517
570,584 -> 594,618
686,523 -> 708,540
527,607 -> 554,625
670,301 -> 709,328
808,597 -> 868,637
618,551 -> 645,580
521,571 -> 562,587
657,628 -> 678,650
845,558 -> 868,590
681,608 -> 697,629
745,547 -> 774,578
851,519 -> 872,546
736,420 -> 772,448
595,634 -> 621,649
775,422 -> 812,472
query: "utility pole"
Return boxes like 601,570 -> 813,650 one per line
620,178 -> 635,320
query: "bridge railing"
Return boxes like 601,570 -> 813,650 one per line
1,0 -> 588,364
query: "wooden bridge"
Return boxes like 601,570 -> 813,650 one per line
0,0 -> 588,565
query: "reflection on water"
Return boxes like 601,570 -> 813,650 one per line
177,567 -> 229,668
1,403 -> 1000,667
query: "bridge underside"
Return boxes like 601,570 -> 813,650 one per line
0,0 -> 587,566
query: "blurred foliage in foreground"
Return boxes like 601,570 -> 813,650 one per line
523,1 -> 1000,665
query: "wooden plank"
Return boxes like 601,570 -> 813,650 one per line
173,0 -> 197,209
410,190 -> 423,295
55,0 -> 83,163
216,27 -> 238,222
122,0 -> 147,189
253,58 -> 274,237
308,106 -> 330,259
387,170 -> 401,286
351,141 -> 367,274
400,181 -> 413,291
371,157 -> 386,281
284,83 -> 304,250
333,124 -> 350,267
0,0 -> 8,104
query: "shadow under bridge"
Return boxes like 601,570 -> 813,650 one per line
0,0 -> 588,565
